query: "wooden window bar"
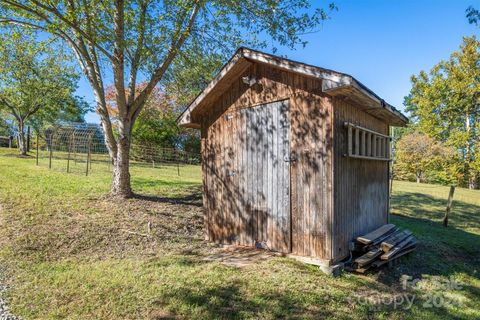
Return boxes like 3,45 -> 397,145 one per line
344,122 -> 391,161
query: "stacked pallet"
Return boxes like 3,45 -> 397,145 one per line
348,224 -> 417,273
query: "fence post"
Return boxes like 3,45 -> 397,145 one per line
73,131 -> 77,165
36,134 -> 39,166
443,186 -> 455,227
67,132 -> 72,173
176,150 -> 180,176
88,134 -> 93,171
27,126 -> 31,152
49,145 -> 53,169
85,134 -> 93,176
86,143 -> 90,176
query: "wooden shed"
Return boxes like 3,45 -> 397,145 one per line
178,48 -> 408,266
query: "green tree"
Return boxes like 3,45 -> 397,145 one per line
466,6 -> 480,27
0,29 -> 88,155
405,36 -> 480,189
395,132 -> 459,185
0,0 -> 336,197
0,117 -> 12,137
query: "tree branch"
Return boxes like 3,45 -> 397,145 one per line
130,0 -> 202,118
112,0 -> 127,119
127,0 -> 148,106
0,96 -> 20,120
4,0 -> 114,61
23,103 -> 42,120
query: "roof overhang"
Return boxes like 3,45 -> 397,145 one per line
177,48 -> 408,128
322,79 -> 408,126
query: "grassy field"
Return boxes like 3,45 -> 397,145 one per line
0,147 -> 479,319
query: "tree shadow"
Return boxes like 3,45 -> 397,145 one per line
372,191 -> 480,282
392,191 -> 480,229
354,190 -> 480,318
132,186 -> 203,207
133,177 -> 201,189
151,277 -> 342,319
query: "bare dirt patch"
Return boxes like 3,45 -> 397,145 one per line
1,193 -> 206,263
203,245 -> 281,268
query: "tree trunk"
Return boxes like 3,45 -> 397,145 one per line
17,119 -> 27,156
111,121 -> 132,198
469,173 -> 478,190
465,111 -> 475,189
416,171 -> 421,183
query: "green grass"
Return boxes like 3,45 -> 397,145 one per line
0,147 -> 479,319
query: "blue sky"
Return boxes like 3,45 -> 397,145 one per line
83,0 -> 479,123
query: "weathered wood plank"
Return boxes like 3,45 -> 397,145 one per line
361,130 -> 366,156
366,132 -> 371,156
380,230 -> 413,252
354,128 -> 360,156
354,248 -> 382,267
380,236 -> 415,260
356,224 -> 396,245
347,125 -> 353,156
373,243 -> 417,267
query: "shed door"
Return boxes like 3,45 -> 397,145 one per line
240,100 -> 291,252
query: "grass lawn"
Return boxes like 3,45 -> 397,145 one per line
0,147 -> 479,319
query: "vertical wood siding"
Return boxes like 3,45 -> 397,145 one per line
201,62 -> 334,260
332,98 -> 389,262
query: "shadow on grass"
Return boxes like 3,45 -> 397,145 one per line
383,214 -> 480,276
354,191 -> 480,318
2,153 -> 33,158
153,279 -> 342,319
392,191 -> 480,229
133,176 -> 201,189
376,191 -> 480,280
132,185 -> 203,207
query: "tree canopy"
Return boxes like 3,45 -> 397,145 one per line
466,6 -> 480,27
404,36 -> 480,188
0,28 -> 89,155
0,0 -> 336,197
395,132 -> 459,185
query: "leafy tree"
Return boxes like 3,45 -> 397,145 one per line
395,133 -> 459,185
178,130 -> 200,154
105,83 -> 182,149
0,0 -> 336,197
405,36 -> 480,189
466,6 -> 480,27
0,29 -> 88,155
0,117 -> 12,137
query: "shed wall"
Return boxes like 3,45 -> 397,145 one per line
200,62 -> 334,260
332,98 -> 390,262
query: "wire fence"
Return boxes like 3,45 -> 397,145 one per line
30,123 -> 200,176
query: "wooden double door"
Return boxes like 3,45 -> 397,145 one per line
225,100 -> 291,252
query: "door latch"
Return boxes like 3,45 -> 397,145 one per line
283,155 -> 297,162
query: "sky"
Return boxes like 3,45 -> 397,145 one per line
82,0 -> 479,123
